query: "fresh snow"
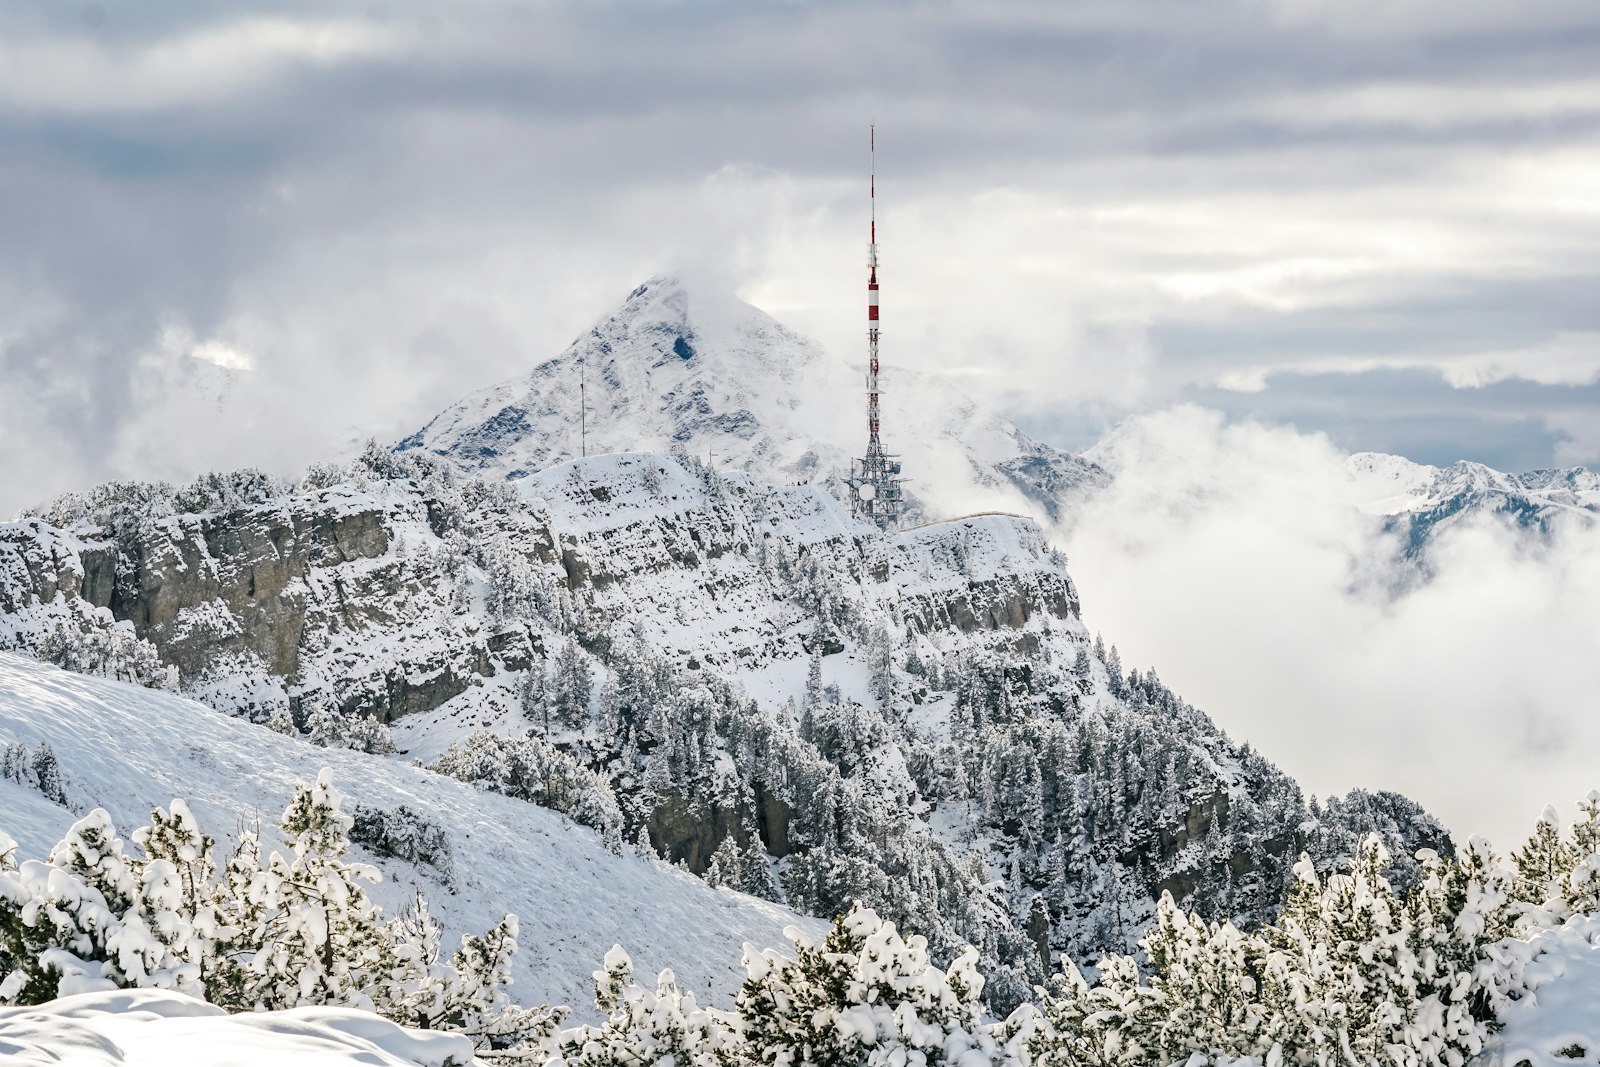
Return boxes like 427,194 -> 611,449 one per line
0,652 -> 817,1011
1484,915 -> 1600,1067
0,989 -> 471,1067
1346,451 -> 1600,521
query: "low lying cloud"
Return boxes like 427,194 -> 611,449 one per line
1061,406 -> 1600,849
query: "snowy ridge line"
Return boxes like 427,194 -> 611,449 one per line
897,511 -> 1031,533
396,275 -> 1108,526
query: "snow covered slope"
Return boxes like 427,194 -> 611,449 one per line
396,277 -> 1105,524
0,989 -> 470,1067
0,652 -> 811,1010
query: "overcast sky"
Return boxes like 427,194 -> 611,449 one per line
4,0 -> 1599,516
3,1 -> 1599,842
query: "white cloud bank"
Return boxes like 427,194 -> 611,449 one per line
1061,406 -> 1600,849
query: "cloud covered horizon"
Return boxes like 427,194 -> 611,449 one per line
3,1 -> 1600,517
1061,406 -> 1600,849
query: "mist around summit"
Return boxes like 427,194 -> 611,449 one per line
394,276 -> 1600,849
5,2 -> 1600,1063
6,270 -> 1600,1065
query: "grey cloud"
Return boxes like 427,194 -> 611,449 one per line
2,0 -> 1600,516
1182,369 -> 1593,472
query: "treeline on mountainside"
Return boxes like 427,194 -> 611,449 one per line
6,444 -> 1447,1012
434,619 -> 1444,1012
6,774 -> 1600,1067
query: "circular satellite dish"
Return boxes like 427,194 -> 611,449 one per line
857,482 -> 877,501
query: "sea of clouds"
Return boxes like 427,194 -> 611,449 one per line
1053,406 -> 1600,849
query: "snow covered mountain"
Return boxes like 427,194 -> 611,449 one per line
396,276 -> 1105,524
1346,452 -> 1600,558
0,652 -> 809,1010
1,446 -> 1450,1011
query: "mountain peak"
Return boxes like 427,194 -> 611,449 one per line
398,276 -> 1105,522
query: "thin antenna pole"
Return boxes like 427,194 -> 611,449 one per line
848,123 -> 903,530
866,123 -> 880,453
580,357 -> 587,458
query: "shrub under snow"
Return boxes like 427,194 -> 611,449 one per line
430,729 -> 624,849
0,772 -> 561,1061
8,780 -> 1600,1067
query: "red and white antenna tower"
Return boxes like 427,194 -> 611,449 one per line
848,125 -> 906,528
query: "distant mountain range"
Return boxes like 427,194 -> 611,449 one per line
399,276 -> 1596,561
1346,452 -> 1600,558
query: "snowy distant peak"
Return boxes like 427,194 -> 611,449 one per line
575,273 -> 829,385
1345,451 -> 1600,518
398,276 -> 1106,525
1342,450 -> 1599,560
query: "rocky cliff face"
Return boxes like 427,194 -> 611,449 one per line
2,479 -> 493,722
0,449 -> 1449,1009
0,451 -> 1088,737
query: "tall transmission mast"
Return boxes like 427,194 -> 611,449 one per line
847,125 -> 906,529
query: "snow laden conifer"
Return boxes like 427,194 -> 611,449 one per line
1399,838 -> 1517,1063
113,799 -> 218,996
214,769 -> 389,1011
552,637 -> 595,730
1,771 -> 554,1055
0,810 -> 133,1001
382,895 -> 567,1057
1257,837 -> 1412,1063
306,703 -> 397,755
1138,894 -> 1264,1062
431,729 -> 624,848
522,661 -> 551,736
553,944 -> 733,1067
435,914 -> 567,1054
2,739 -> 70,806
1024,901 -> 1262,1067
705,833 -> 742,890
1512,806 -> 1573,912
1562,790 -> 1600,916
0,806 -> 211,1002
738,904 -> 1001,1067
1020,827 -> 1535,1067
